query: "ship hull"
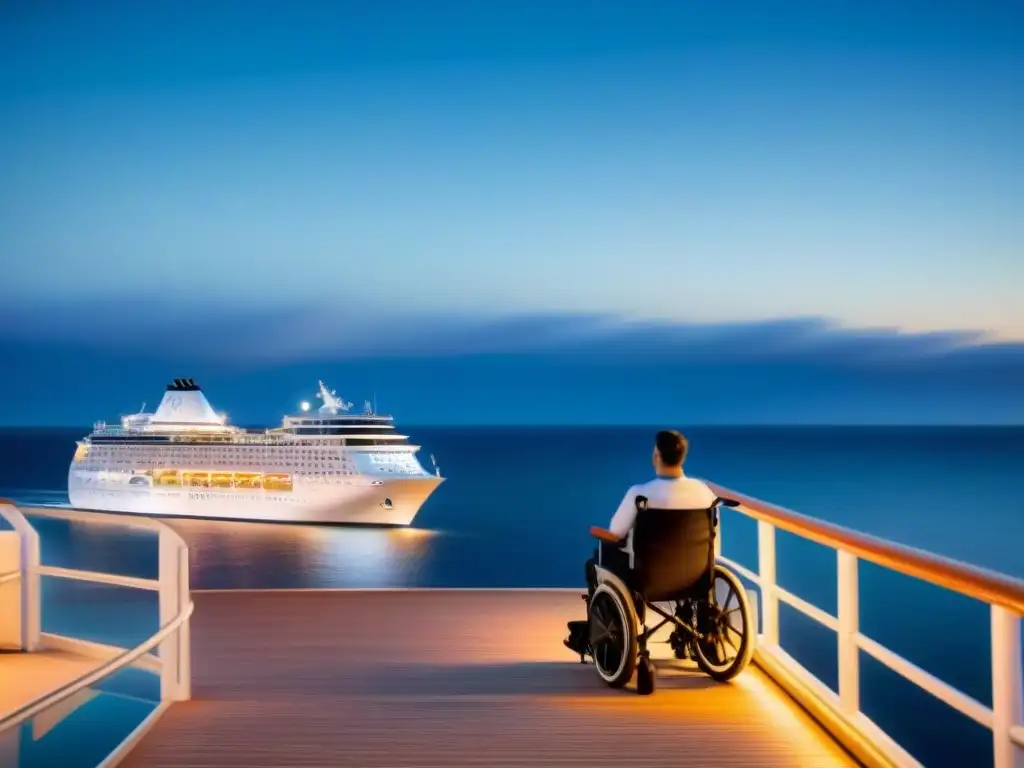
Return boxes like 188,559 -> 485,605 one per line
67,471 -> 443,526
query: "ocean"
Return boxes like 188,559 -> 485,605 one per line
1,425 -> 1022,767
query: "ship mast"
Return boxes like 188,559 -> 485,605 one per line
316,380 -> 353,415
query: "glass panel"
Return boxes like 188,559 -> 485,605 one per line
28,516 -> 159,581
860,652 -> 993,767
778,601 -> 838,693
0,661 -> 161,768
859,560 -> 991,707
41,579 -> 158,650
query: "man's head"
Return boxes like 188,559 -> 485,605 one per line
652,429 -> 688,475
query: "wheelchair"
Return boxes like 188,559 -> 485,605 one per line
574,495 -> 755,695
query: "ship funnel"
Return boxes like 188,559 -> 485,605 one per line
153,379 -> 222,424
167,378 -> 201,391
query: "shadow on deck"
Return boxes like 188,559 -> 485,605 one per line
120,590 -> 858,767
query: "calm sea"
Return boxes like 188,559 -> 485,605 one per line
1,425 -> 1022,767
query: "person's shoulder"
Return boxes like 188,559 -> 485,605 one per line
620,482 -> 646,502
677,475 -> 711,488
684,476 -> 714,490
631,478 -> 660,494
660,476 -> 715,500
684,477 -> 718,500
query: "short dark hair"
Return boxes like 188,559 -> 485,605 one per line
655,429 -> 688,467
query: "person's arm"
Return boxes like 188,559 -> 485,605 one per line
607,486 -> 639,540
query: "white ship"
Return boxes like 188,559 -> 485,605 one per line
67,379 -> 444,526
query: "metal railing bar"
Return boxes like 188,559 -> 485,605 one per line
775,586 -> 840,631
37,565 -> 160,592
716,555 -> 760,586
856,633 -> 993,729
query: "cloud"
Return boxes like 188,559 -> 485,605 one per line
0,299 -> 1021,425
0,298 -> 1014,372
0,298 -> 1010,364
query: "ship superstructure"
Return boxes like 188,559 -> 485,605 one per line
67,379 -> 443,525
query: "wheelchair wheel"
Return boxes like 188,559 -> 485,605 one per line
693,564 -> 755,682
588,582 -> 637,688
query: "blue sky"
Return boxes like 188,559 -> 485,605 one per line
0,0 -> 1021,425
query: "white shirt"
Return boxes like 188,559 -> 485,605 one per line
607,474 -> 717,539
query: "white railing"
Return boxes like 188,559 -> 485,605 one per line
0,503 -> 41,652
0,501 -> 193,767
709,482 -> 1024,768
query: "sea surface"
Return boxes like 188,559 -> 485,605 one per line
1,425 -> 1022,768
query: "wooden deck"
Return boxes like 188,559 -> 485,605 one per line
0,648 -> 101,719
120,590 -> 858,767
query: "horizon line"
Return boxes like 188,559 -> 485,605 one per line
1,422 -> 1022,430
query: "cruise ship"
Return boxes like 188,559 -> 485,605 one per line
67,379 -> 444,526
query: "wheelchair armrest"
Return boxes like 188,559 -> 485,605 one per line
589,526 -> 624,545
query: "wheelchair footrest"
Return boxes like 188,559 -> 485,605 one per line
564,620 -> 591,657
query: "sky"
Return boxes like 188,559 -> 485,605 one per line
0,0 -> 1021,425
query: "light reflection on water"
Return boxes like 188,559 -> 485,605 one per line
166,516 -> 438,589
20,501 -> 447,590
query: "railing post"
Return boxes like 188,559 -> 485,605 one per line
157,531 -> 191,702
177,545 -> 192,701
21,523 -> 40,653
991,605 -> 1023,768
757,520 -> 779,646
2,502 -> 41,652
837,550 -> 860,715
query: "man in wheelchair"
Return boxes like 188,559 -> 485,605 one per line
564,430 -> 755,695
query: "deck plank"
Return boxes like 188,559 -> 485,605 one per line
120,591 -> 857,767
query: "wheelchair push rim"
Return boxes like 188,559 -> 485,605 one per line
588,583 -> 637,687
693,564 -> 755,682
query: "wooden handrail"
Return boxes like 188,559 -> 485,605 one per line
708,482 -> 1024,616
